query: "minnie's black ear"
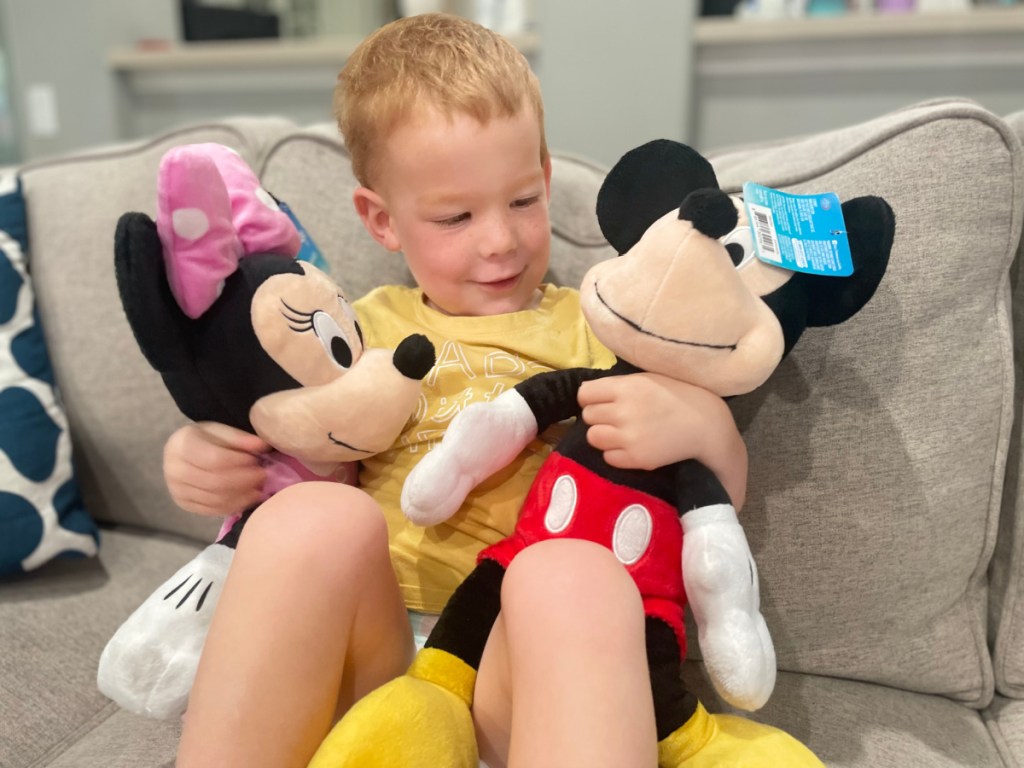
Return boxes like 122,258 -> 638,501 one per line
804,195 -> 895,327
597,139 -> 720,254
113,212 -> 231,424
114,213 -> 191,372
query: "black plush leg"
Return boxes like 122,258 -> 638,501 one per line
215,508 -> 254,549
425,557 -> 506,670
310,558 -> 507,767
649,614 -> 826,767
646,615 -> 699,742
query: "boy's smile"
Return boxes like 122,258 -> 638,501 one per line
354,103 -> 552,317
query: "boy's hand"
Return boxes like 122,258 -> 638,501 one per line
579,373 -> 748,510
163,422 -> 270,517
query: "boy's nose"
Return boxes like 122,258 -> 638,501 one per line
480,213 -> 516,258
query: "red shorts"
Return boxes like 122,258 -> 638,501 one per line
480,452 -> 688,658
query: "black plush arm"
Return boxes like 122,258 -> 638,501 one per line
674,459 -> 732,516
514,366 -> 609,433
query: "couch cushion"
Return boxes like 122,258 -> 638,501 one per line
258,123 -> 615,302
992,108 -> 1024,701
699,99 -> 1022,707
683,665 -> 1005,768
0,526 -> 199,768
258,125 -> 409,302
20,118 -> 297,541
985,695 -> 1024,767
37,708 -> 179,768
0,174 -> 98,574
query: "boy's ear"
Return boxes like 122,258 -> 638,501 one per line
353,186 -> 401,252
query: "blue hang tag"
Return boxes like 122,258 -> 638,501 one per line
742,181 -> 853,277
278,200 -> 330,273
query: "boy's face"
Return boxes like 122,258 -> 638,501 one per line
356,104 -> 552,316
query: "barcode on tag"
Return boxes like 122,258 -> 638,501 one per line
748,203 -> 781,263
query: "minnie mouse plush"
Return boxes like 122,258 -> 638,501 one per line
97,143 -> 434,720
311,140 -> 894,767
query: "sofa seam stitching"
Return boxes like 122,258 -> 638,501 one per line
715,105 -> 1012,192
16,124 -> 250,176
988,113 -> 1024,697
25,701 -> 122,768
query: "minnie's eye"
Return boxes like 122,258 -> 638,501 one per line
721,226 -> 756,269
312,311 -> 354,369
337,295 -> 364,347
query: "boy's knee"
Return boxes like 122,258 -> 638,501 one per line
245,482 -> 388,565
502,539 -> 642,620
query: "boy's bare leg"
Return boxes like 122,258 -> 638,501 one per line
474,539 -> 658,768
177,481 -> 413,768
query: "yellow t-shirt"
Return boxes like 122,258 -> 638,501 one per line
353,284 -> 615,613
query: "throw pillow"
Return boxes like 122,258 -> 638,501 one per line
0,174 -> 98,575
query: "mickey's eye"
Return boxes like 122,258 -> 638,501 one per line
312,311 -> 354,369
721,226 -> 756,269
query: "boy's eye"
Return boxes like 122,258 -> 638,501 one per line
512,196 -> 539,209
436,212 -> 470,228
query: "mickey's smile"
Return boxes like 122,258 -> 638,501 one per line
593,283 -> 737,351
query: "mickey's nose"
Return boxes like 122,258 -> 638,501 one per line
678,189 -> 737,240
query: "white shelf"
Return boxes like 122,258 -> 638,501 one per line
695,5 -> 1024,44
107,29 -> 542,143
691,5 -> 1024,150
108,31 -> 541,72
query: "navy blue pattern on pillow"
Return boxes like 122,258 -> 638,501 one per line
0,174 -> 97,575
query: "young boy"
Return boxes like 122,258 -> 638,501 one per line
171,13 -> 750,768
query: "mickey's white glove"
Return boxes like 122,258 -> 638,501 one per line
402,389 -> 537,526
682,504 -> 776,711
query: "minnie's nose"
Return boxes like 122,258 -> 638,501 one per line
393,334 -> 436,380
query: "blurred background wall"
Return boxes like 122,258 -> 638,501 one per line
0,0 -> 1019,165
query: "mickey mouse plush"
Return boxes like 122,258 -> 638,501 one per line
311,139 -> 894,767
96,143 -> 434,720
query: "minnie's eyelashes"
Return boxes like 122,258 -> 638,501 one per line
281,299 -> 315,319
281,299 -> 316,332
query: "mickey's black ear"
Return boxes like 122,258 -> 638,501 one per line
597,139 -> 720,254
805,195 -> 895,327
113,212 -> 230,423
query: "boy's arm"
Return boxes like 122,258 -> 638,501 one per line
579,373 -> 748,510
163,422 -> 269,516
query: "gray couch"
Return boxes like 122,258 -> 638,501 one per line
2,97 -> 1023,767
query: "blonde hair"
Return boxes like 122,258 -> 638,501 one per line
335,13 -> 547,188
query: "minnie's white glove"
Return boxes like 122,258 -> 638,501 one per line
402,389 -> 538,526
682,504 -> 776,711
97,542 -> 233,719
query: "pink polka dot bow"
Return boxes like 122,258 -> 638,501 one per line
155,143 -> 301,319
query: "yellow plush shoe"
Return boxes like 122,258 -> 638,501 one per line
308,648 -> 478,768
658,701 -> 825,768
